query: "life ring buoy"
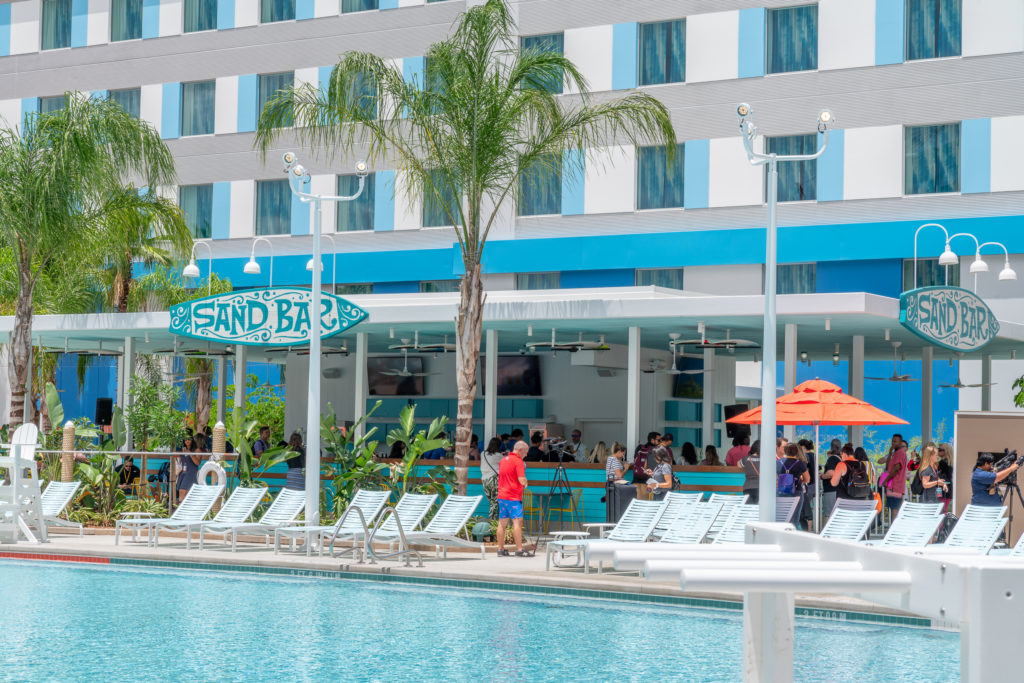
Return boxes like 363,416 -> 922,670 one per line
198,461 -> 227,488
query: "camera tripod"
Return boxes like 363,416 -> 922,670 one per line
546,448 -> 581,532
998,475 -> 1024,543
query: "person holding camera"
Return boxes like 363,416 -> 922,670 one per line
971,453 -> 1020,506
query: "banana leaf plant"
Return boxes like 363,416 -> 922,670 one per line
75,407 -> 127,516
385,404 -> 451,499
320,401 -> 388,518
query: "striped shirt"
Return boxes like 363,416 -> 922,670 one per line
606,456 -> 625,481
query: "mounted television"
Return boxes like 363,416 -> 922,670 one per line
671,357 -> 704,399
480,355 -> 543,396
367,356 -> 426,396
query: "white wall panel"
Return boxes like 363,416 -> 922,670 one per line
229,180 -> 254,238
314,0 -> 336,18
310,174 -> 336,232
159,0 -> 182,36
0,100 -> 21,130
708,136 -> 762,207
393,171 -> 420,230
214,76 -> 237,135
990,116 -> 1024,192
397,0 -> 422,6
818,0 -> 875,70
564,25 -> 613,93
86,0 -> 110,45
235,0 -> 259,28
685,11 -> 739,83
10,0 -> 40,54
294,67 -> 318,89
583,145 -> 635,214
139,83 -> 163,136
685,264 -> 763,295
843,125 -> 902,199
963,0 -> 1024,57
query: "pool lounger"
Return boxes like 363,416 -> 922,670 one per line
151,486 -> 267,549
321,492 -> 437,557
39,481 -> 84,536
545,499 -> 668,573
198,488 -> 306,551
274,489 -> 391,558
114,484 -> 225,546
365,495 -> 486,561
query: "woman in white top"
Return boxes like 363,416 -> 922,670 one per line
480,437 -> 503,520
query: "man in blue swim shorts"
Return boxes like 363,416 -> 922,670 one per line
497,440 -> 529,557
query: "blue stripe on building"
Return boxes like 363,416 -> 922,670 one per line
71,0 -> 88,48
683,139 -> 710,209
561,149 -> 585,216
561,269 -> 635,288
373,281 -> 419,294
237,74 -> 258,132
142,0 -> 160,39
290,190 -> 311,235
21,97 -> 38,130
212,181 -> 231,240
816,129 -> 844,202
611,22 -> 638,90
0,3 -> 10,58
961,118 -> 992,194
816,258 -> 902,298
737,8 -> 766,78
217,0 -> 235,29
296,0 -> 314,20
875,0 -> 905,65
161,82 -> 181,139
373,171 -> 396,231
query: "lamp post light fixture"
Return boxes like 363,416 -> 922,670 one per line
284,151 -> 367,527
912,222 -> 1016,290
183,241 -> 215,295
243,236 -> 277,286
737,102 -> 833,526
305,233 -> 338,289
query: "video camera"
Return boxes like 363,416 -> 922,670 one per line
993,449 -> 1024,472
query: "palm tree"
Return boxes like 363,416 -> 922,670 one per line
255,0 -> 675,494
0,93 -> 178,425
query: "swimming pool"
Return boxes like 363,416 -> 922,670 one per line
2,560 -> 959,682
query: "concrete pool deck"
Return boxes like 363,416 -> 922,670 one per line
1,530 -> 939,627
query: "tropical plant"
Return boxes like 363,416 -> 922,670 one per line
320,402 -> 388,518
211,374 -> 286,441
122,376 -> 185,450
224,411 -> 294,489
254,0 -> 675,494
0,93 -> 179,425
1013,377 -> 1024,409
384,404 -> 451,499
74,408 -> 129,518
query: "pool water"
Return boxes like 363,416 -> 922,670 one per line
1,560 -> 959,682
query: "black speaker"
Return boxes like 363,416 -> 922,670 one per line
95,397 -> 113,426
724,404 -> 751,440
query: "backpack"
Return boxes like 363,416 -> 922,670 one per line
776,459 -> 797,496
841,459 -> 872,499
910,470 -> 924,496
632,445 -> 651,479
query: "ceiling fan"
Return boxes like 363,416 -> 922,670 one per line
866,341 -> 918,383
388,331 -> 456,353
525,329 -> 609,353
379,348 -> 439,378
46,340 -> 122,357
674,324 -> 758,350
265,342 -> 349,357
939,376 -> 995,389
647,334 -> 712,375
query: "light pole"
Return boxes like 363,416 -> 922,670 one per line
911,222 -> 1017,290
183,241 -> 215,295
306,233 -> 338,290
737,103 -> 834,525
243,236 -> 277,286
284,152 -> 367,526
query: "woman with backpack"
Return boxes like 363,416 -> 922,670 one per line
777,443 -> 810,528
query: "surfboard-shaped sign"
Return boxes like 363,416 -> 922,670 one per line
899,286 -> 999,352
169,287 -> 368,346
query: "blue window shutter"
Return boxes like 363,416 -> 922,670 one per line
291,190 -> 310,235
379,0 -> 397,9
237,74 -> 258,132
71,0 -> 87,47
212,182 -> 231,239
217,0 -> 235,29
961,118 -> 991,194
561,149 -> 584,215
142,0 -> 160,39
815,130 -> 844,202
161,82 -> 181,139
296,0 -> 313,20
738,8 -> 766,78
374,170 -> 395,231
875,0 -> 904,65
683,139 -> 709,209
0,3 -> 10,58
611,22 -> 638,90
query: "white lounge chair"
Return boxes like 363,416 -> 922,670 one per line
114,484 -> 224,546
706,493 -> 749,538
918,508 -> 1007,555
323,492 -> 437,558
275,488 -> 391,557
39,481 -> 83,536
151,486 -> 267,549
831,497 -> 878,517
775,496 -> 801,524
651,492 -> 703,538
897,502 -> 943,519
198,487 -> 306,551
366,494 -> 485,562
711,504 -> 762,545
820,508 -> 877,542
545,499 -> 667,572
864,514 -> 943,548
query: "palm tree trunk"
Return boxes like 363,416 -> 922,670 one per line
8,264 -> 34,426
196,362 -> 212,432
454,262 -> 483,496
116,257 -> 132,313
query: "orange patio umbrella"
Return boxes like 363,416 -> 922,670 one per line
727,379 -> 907,530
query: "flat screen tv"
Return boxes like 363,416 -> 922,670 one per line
671,357 -> 704,399
367,356 -> 426,396
480,355 -> 542,396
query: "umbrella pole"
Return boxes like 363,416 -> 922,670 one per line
814,424 -> 821,533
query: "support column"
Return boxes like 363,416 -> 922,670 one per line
921,346 -> 933,445
233,345 -> 247,422
216,356 -> 227,425
702,347 -> 716,451
981,354 -> 992,412
122,336 -> 136,449
783,324 -> 798,442
849,335 -> 865,446
626,327 -> 641,457
743,591 -> 795,682
484,329 -> 498,444
353,332 -> 368,440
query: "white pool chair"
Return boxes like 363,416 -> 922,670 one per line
275,488 -> 391,558
0,423 -> 46,544
38,481 -> 84,536
324,492 -> 437,558
545,499 -> 667,573
864,514 -> 943,548
706,493 -> 749,538
897,502 -> 943,519
148,486 -> 266,549
918,512 -> 1007,556
831,498 -> 878,517
711,504 -> 762,545
114,484 -> 224,546
367,494 -> 485,563
820,508 -> 877,542
198,488 -> 306,551
989,531 -> 1024,557
651,492 -> 703,538
775,497 -> 801,525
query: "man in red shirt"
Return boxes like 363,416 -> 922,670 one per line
725,435 -> 750,467
497,440 -> 529,557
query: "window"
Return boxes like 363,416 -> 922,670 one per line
110,0 -> 142,41
518,154 -> 561,216
342,0 -> 376,13
258,72 -> 294,126
636,144 -> 684,210
767,5 -> 818,74
520,33 -> 564,94
109,88 -> 141,118
41,0 -> 72,50
777,263 -> 816,294
422,170 -> 459,228
420,280 -> 460,293
765,135 -> 816,202
184,0 -> 217,32
39,96 -> 65,115
260,0 -> 294,23
516,272 -> 560,290
903,258 -> 960,291
905,123 -> 960,195
179,184 -> 213,239
337,173 -> 374,231
181,81 -> 215,137
906,0 -> 961,61
636,268 -> 684,290
639,19 -> 685,86
256,179 -> 291,236
337,283 -> 372,295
